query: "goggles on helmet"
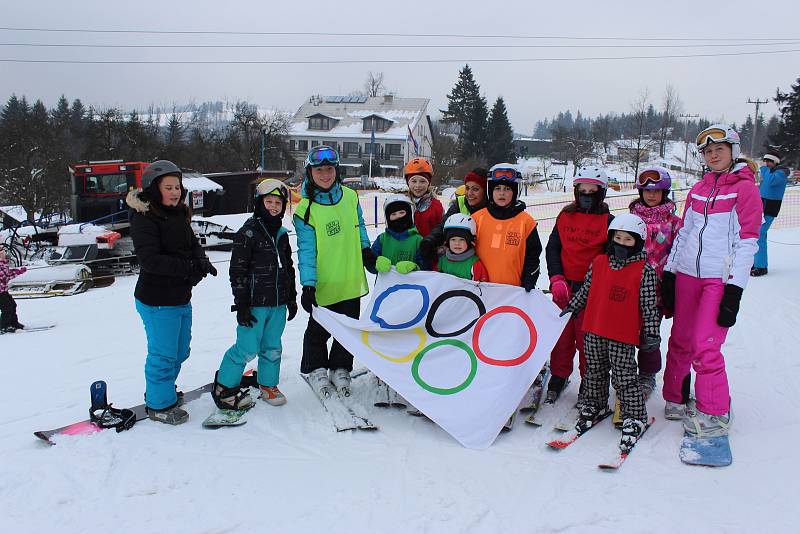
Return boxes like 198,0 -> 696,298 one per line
489,168 -> 518,182
255,179 -> 288,200
636,169 -> 664,187
695,127 -> 731,151
305,146 -> 340,168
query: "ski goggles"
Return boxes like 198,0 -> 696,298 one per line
305,146 -> 340,167
637,169 -> 664,187
255,178 -> 289,200
489,168 -> 519,182
695,127 -> 730,151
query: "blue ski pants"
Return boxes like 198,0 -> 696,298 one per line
135,299 -> 192,410
753,215 -> 775,269
218,306 -> 287,388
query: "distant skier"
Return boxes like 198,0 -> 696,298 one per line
294,146 -> 375,399
627,166 -> 682,396
127,160 -> 217,425
213,179 -> 298,410
752,148 -> 790,277
560,213 -> 660,452
661,125 -> 762,437
544,166 -> 614,403
0,248 -> 26,332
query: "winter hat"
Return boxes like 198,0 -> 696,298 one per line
763,149 -> 781,164
464,169 -> 488,191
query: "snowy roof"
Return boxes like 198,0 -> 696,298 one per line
182,175 -> 223,192
289,95 -> 429,141
0,205 -> 35,223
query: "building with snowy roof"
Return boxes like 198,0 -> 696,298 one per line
287,94 -> 433,177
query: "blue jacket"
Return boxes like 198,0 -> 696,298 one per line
293,179 -> 370,287
759,165 -> 789,201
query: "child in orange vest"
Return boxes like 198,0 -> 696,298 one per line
544,166 -> 614,403
560,213 -> 660,452
472,163 -> 541,289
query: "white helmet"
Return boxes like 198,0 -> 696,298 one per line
696,124 -> 741,160
574,166 -> 609,189
383,194 -> 414,217
443,213 -> 476,236
608,213 -> 647,241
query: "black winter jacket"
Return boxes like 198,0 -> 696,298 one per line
229,216 -> 297,308
127,189 -> 206,306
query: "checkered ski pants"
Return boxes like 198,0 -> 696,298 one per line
578,332 -> 647,421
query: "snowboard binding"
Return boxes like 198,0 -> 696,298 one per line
88,381 -> 136,433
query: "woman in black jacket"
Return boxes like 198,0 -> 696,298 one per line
127,160 -> 217,425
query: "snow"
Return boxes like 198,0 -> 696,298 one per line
2,217 -> 799,532
181,176 -> 223,193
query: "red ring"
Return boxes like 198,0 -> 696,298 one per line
471,306 -> 537,367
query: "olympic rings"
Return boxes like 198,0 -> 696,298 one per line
424,290 -> 487,338
370,284 -> 430,329
361,327 -> 427,363
411,339 -> 478,395
471,306 -> 537,367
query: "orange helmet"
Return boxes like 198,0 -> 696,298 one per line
403,157 -> 433,181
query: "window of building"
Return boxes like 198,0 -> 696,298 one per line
311,140 -> 319,148
298,140 -> 308,152
386,144 -> 402,156
362,116 -> 392,133
343,142 -> 359,156
308,116 -> 336,130
289,140 -> 296,151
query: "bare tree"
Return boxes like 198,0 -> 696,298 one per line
552,124 -> 595,175
618,89 -> 657,180
364,71 -> 386,98
657,84 -> 682,158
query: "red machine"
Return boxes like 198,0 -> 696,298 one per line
69,160 -> 149,226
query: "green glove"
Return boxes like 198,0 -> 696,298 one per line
375,255 -> 392,273
396,261 -> 418,274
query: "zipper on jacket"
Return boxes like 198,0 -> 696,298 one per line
696,174 -> 719,277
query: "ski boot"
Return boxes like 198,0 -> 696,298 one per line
211,372 -> 254,411
330,368 -> 352,397
544,375 -> 568,404
575,404 -> 608,435
307,368 -> 335,399
683,408 -> 731,438
619,418 -> 647,453
638,373 -> 656,399
259,385 -> 287,406
146,403 -> 189,425
664,401 -> 686,420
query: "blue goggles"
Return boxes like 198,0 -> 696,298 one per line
305,146 -> 340,167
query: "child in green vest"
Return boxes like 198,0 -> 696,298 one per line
368,194 -> 424,275
436,214 -> 489,282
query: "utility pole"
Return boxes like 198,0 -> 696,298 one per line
680,113 -> 699,178
747,98 -> 769,157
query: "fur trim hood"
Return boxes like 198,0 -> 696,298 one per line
126,189 -> 150,214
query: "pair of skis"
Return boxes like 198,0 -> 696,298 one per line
301,374 -> 377,432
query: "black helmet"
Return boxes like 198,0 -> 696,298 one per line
142,160 -> 182,189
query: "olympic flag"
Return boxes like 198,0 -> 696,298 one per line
313,270 -> 570,449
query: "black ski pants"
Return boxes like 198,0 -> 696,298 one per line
300,297 -> 360,374
0,291 -> 19,329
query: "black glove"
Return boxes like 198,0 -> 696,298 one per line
522,279 -> 536,293
301,286 -> 317,314
639,335 -> 661,353
361,248 -> 377,271
236,306 -> 257,328
661,271 -> 676,312
559,308 -> 573,318
287,301 -> 298,321
419,238 -> 437,263
718,284 -> 743,327
192,257 -> 218,277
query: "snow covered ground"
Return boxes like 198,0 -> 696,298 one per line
1,218 -> 798,533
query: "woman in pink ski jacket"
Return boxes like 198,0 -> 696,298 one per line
660,124 -> 762,438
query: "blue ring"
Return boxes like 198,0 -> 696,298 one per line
370,284 -> 430,329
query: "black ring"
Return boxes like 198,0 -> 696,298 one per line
424,290 -> 486,338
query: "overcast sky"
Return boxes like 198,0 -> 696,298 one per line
2,0 -> 799,133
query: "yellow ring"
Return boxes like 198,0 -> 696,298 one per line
361,327 -> 427,363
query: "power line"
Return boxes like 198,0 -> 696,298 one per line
2,41 -> 800,49
1,26 -> 799,42
2,48 -> 799,65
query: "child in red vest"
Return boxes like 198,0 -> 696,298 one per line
404,157 -> 443,238
544,166 -> 614,402
560,213 -> 660,452
435,213 -> 489,282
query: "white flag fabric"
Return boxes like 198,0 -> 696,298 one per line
314,270 -> 570,449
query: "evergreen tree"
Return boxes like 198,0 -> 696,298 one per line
771,76 -> 800,166
461,92 -> 488,160
444,64 -> 487,158
485,97 -> 516,166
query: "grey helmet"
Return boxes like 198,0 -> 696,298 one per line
141,160 -> 183,189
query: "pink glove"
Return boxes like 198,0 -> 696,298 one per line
549,275 -> 571,309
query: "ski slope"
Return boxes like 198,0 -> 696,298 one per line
1,219 -> 798,533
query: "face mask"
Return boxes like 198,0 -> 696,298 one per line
577,193 -> 596,211
611,243 -> 635,261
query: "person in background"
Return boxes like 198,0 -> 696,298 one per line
752,148 -> 790,277
0,248 -> 26,333
127,160 -> 217,425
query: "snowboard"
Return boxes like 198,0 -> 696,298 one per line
1,323 -> 56,335
679,434 -> 732,467
598,416 -> 656,470
202,408 -> 249,428
34,382 -> 213,445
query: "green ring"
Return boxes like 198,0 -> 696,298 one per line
411,339 -> 477,395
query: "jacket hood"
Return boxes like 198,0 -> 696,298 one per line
126,189 -> 150,214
